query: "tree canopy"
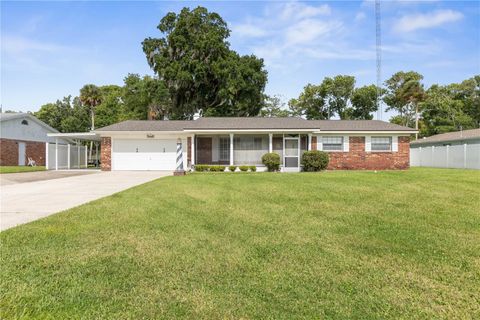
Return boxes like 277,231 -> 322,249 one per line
142,6 -> 267,119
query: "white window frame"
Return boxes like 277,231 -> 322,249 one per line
322,136 -> 344,152
370,136 -> 392,152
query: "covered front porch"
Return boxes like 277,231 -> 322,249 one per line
190,133 -> 313,171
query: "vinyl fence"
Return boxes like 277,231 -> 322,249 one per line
410,144 -> 480,170
46,143 -> 87,170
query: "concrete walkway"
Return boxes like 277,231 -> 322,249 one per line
0,171 -> 170,231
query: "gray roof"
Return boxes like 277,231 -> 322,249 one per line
95,117 -> 416,132
411,128 -> 480,145
0,112 -> 30,121
96,120 -> 191,131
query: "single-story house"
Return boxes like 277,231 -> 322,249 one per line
0,113 -> 70,166
410,128 -> 480,148
94,117 -> 416,172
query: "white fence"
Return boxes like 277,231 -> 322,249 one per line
410,144 -> 480,169
46,143 -> 87,170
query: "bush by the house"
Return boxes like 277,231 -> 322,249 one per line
210,165 -> 226,172
301,151 -> 329,172
249,166 -> 257,172
261,153 -> 281,172
239,165 -> 249,172
229,165 -> 237,172
195,165 -> 209,172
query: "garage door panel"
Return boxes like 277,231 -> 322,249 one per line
112,139 -> 177,171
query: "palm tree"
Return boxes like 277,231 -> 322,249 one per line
79,84 -> 102,161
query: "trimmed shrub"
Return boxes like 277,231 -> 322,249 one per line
261,152 -> 281,172
239,165 -> 249,172
301,150 -> 329,172
209,165 -> 226,172
195,165 -> 209,172
229,165 -> 237,172
249,165 -> 257,172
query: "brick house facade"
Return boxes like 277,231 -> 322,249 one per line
100,137 -> 111,171
0,138 -> 46,166
323,136 -> 409,170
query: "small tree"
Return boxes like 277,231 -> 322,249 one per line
261,153 -> 281,172
301,151 -> 329,172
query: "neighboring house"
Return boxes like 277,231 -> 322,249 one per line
410,129 -> 480,148
0,113 -> 69,166
410,129 -> 480,169
95,117 -> 416,171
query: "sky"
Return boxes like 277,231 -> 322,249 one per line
1,0 -> 479,120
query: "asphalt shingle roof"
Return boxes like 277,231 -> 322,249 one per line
95,117 -> 416,132
410,128 -> 480,145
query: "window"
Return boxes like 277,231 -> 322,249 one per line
323,136 -> 343,151
371,136 -> 392,151
219,137 -> 230,161
21,119 -> 29,125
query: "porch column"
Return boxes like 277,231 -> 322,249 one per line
67,144 -> 71,169
45,142 -> 49,170
308,134 -> 312,151
85,144 -> 88,168
77,144 -> 80,168
191,135 -> 195,165
95,142 -> 99,166
269,133 -> 273,153
55,138 -> 58,171
229,133 -> 234,166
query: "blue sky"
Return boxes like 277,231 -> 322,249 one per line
1,0 -> 479,119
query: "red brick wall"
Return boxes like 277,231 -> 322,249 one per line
0,138 -> 46,166
326,136 -> 410,170
100,137 -> 111,171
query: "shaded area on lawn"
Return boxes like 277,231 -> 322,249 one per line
1,168 -> 479,319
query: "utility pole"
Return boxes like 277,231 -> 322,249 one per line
375,0 -> 382,121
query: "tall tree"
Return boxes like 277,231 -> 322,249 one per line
79,84 -> 102,159
35,96 -> 89,133
288,84 -> 329,119
260,95 -> 290,117
322,75 -> 355,119
350,85 -> 381,120
384,71 -> 425,134
142,6 -> 267,119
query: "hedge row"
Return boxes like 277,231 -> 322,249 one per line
195,165 -> 257,172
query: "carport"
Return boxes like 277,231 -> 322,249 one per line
46,132 -> 101,170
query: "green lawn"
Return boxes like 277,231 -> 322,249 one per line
1,168 -> 479,319
0,166 -> 46,174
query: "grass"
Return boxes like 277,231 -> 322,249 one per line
0,166 -> 46,174
1,168 -> 479,319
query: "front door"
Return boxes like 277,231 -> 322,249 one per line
196,137 -> 212,164
18,142 -> 26,166
284,137 -> 299,171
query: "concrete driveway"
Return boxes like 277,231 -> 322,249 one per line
0,171 -> 171,231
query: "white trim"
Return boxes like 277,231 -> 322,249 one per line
313,131 -> 416,134
184,129 -> 317,133
191,135 -> 195,166
55,138 -> 58,171
229,133 -> 234,166
67,144 -> 71,169
365,136 -> 371,152
317,136 -> 323,151
343,135 -> 349,152
85,145 -> 88,168
392,136 -> 398,152
308,134 -> 312,150
45,142 -> 49,169
269,133 -> 273,153
283,135 -> 300,172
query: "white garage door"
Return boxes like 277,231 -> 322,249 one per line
112,139 -> 177,170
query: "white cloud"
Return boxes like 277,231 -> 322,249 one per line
2,35 -> 68,55
285,19 -> 342,46
232,23 -> 268,38
394,9 -> 463,32
355,12 -> 366,22
279,2 -> 331,21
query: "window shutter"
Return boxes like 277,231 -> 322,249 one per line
392,136 -> 398,152
365,136 -> 371,152
318,136 -> 323,151
343,136 -> 349,152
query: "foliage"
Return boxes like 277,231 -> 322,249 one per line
261,152 -> 281,172
301,151 -> 329,172
79,84 -> 102,130
322,75 -> 355,119
1,169 -> 479,319
383,71 -> 425,128
249,165 -> 257,172
228,165 -> 237,172
351,85 -> 383,120
289,84 -> 328,119
35,96 -> 90,133
194,164 -> 209,172
259,95 -> 290,117
238,165 -> 249,172
209,165 -> 226,172
142,6 -> 267,119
